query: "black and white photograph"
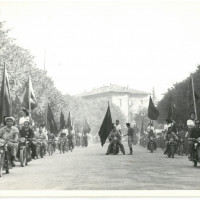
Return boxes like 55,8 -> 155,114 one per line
0,0 -> 200,197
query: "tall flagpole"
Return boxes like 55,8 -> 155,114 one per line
28,76 -> 32,125
191,75 -> 197,118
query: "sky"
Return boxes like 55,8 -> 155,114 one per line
0,0 -> 200,100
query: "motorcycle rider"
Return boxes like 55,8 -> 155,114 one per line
19,121 -> 36,159
58,127 -> 68,150
0,117 -> 19,167
35,125 -> 48,154
47,131 -> 56,151
147,129 -> 157,150
67,130 -> 74,149
186,112 -> 196,138
124,123 -> 135,155
188,119 -> 200,161
164,126 -> 178,155
106,125 -> 125,155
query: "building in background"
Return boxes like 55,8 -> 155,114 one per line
76,84 -> 150,123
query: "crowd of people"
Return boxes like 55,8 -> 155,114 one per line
139,112 -> 200,161
105,111 -> 200,162
0,109 -> 90,173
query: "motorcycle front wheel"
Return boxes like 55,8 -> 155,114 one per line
20,148 -> 26,167
0,153 -> 4,177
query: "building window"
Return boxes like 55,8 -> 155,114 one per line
119,99 -> 122,107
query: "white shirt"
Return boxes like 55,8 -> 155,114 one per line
147,125 -> 155,133
116,124 -> 121,132
164,123 -> 173,131
187,119 -> 195,128
19,116 -> 30,125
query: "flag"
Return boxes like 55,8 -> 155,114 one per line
47,103 -> 58,134
20,76 -> 37,110
66,111 -> 72,131
98,104 -> 113,146
83,118 -> 91,134
60,110 -> 65,130
148,96 -> 159,120
0,64 -> 12,125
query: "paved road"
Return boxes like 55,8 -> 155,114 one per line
0,143 -> 199,190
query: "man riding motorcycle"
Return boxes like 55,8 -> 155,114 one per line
67,130 -> 74,149
35,125 -> 48,154
188,119 -> 200,161
19,121 -> 36,159
164,126 -> 178,155
106,125 -> 125,155
47,131 -> 56,151
58,128 -> 68,150
0,117 -> 19,167
147,129 -> 157,150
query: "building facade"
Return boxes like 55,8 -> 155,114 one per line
76,84 -> 150,123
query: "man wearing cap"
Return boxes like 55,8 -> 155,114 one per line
124,123 -> 135,155
0,117 -> 19,167
188,119 -> 200,160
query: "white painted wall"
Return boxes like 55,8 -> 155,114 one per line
111,94 -> 129,121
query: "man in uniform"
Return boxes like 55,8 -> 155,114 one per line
124,123 -> 135,155
0,117 -> 19,167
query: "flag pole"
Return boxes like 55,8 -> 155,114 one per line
28,76 -> 32,125
191,75 -> 197,118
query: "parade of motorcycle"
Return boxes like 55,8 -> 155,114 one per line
2,1 -> 200,194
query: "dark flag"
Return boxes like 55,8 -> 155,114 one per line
66,111 -> 72,131
20,76 -> 37,110
0,64 -> 12,125
148,96 -> 159,120
47,103 -> 58,134
98,104 -> 113,146
60,110 -> 65,130
83,118 -> 91,134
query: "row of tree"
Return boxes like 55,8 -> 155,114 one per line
156,66 -> 200,127
0,21 -> 126,135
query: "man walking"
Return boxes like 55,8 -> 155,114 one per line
124,123 -> 135,155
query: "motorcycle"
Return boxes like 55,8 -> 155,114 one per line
0,139 -> 11,177
36,139 -> 45,159
82,137 -> 88,147
167,138 -> 176,158
76,137 -> 81,147
19,137 -> 31,167
59,139 -> 66,154
148,137 -> 155,153
68,140 -> 73,152
189,138 -> 200,167
112,137 -> 119,155
178,138 -> 184,156
47,139 -> 54,156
